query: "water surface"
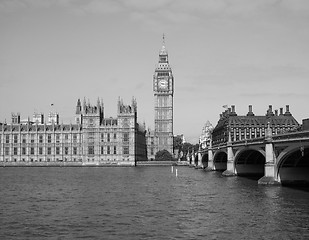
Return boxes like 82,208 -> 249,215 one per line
0,167 -> 308,239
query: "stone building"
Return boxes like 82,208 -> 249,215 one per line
0,98 -> 147,165
212,105 -> 300,145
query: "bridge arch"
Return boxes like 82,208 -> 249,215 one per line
277,144 -> 309,185
213,150 -> 227,171
234,147 -> 265,177
201,153 -> 209,168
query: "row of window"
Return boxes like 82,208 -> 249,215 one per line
156,109 -> 171,119
230,127 -> 292,135
214,129 -> 294,143
89,146 -> 129,155
2,158 -> 81,163
0,147 -> 77,156
157,96 -> 170,107
89,133 -> 125,142
0,146 -> 130,156
156,123 -> 170,132
0,133 -> 130,143
2,158 -> 133,163
157,72 -> 169,76
0,134 -> 79,144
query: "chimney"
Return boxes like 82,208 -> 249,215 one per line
266,105 -> 274,116
247,105 -> 254,116
302,118 -> 309,131
231,105 -> 235,113
230,105 -> 237,116
284,105 -> 292,116
280,108 -> 283,115
275,110 -> 278,116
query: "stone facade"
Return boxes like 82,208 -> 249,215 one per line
0,98 -> 147,165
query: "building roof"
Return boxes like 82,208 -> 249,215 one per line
213,105 -> 299,133
228,115 -> 299,127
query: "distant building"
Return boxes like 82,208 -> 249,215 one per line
199,121 -> 214,149
146,35 -> 174,160
33,112 -> 44,125
212,105 -> 300,145
11,113 -> 20,124
48,112 -> 59,125
0,98 -> 147,165
302,118 -> 309,131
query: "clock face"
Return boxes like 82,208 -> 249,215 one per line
158,79 -> 168,90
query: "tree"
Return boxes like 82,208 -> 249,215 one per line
193,143 -> 199,152
179,142 -> 193,161
173,135 -> 183,160
173,135 -> 183,150
155,149 -> 173,161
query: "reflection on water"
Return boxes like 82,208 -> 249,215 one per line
0,167 -> 308,239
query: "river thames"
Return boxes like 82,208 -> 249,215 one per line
0,166 -> 308,239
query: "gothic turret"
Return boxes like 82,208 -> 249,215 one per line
75,98 -> 82,124
76,99 -> 81,114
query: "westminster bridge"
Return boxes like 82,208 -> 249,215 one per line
188,126 -> 309,185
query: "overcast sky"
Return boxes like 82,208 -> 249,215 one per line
1,0 -> 309,143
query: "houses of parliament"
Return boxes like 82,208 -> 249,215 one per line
0,37 -> 175,165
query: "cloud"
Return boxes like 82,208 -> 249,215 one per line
2,0 -> 309,27
239,92 -> 308,98
1,0 -> 309,14
123,0 -> 173,12
134,82 -> 144,90
68,0 -> 124,15
280,0 -> 309,12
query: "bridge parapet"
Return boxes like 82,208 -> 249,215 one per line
210,130 -> 309,147
231,137 -> 265,146
272,130 -> 309,141
211,143 -> 226,150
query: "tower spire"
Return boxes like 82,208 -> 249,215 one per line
160,34 -> 168,56
162,33 -> 165,46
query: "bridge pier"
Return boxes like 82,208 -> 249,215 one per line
186,154 -> 191,166
205,148 -> 214,171
197,152 -> 204,169
258,125 -> 280,185
222,141 -> 236,176
192,152 -> 197,167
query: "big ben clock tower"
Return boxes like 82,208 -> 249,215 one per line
153,35 -> 174,155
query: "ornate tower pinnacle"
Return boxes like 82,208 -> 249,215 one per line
163,33 -> 165,46
159,34 -> 168,58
